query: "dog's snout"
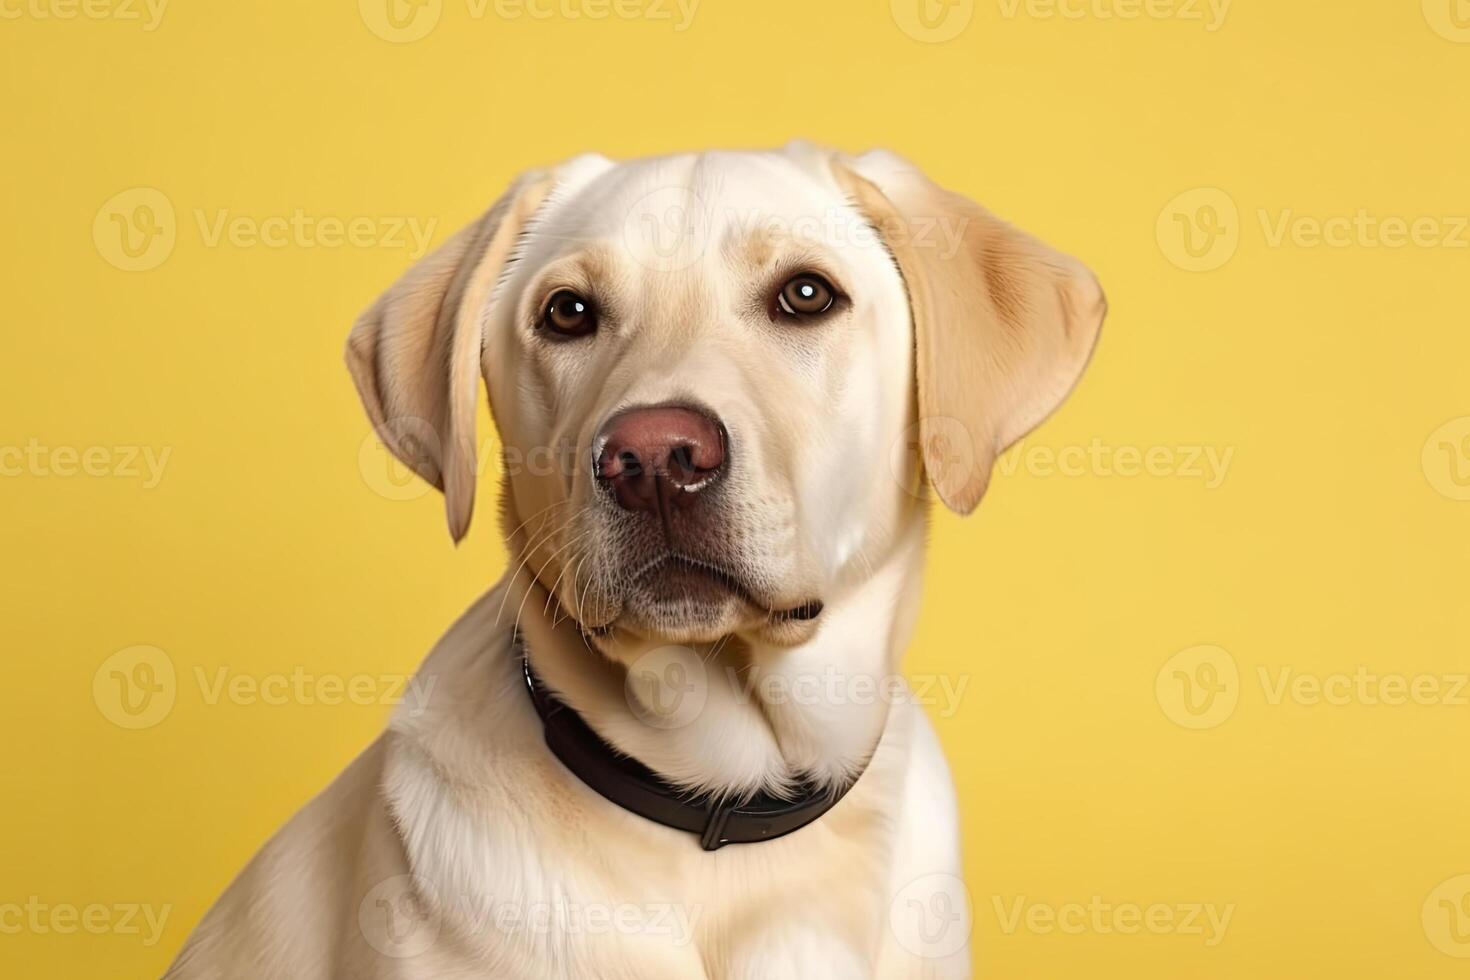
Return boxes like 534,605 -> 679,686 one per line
596,405 -> 727,513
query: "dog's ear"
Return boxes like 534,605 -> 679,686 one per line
346,174 -> 552,543
834,150 -> 1106,514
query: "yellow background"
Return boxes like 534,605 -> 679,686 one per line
3,0 -> 1468,976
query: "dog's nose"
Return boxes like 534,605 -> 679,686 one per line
596,405 -> 727,513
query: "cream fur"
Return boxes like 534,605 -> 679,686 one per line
166,143 -> 1103,979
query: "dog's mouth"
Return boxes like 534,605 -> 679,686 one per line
625,552 -> 824,625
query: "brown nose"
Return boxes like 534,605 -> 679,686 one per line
596,405 -> 727,513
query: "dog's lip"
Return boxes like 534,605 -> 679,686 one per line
629,553 -> 823,623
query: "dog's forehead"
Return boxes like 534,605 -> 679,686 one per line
529,150 -> 851,260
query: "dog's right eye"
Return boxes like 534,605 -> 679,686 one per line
775,274 -> 838,320
541,290 -> 597,338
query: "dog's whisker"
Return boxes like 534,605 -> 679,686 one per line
511,523 -> 593,637
538,527 -> 593,621
493,502 -> 577,628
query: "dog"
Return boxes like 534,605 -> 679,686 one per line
166,142 -> 1104,979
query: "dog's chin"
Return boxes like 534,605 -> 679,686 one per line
615,560 -> 753,643
609,559 -> 825,647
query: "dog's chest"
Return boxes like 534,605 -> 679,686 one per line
386,724 -> 903,978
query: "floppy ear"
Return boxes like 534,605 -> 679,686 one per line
346,174 -> 552,542
834,151 -> 1106,514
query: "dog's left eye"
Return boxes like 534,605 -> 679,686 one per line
776,274 -> 837,319
541,290 -> 597,338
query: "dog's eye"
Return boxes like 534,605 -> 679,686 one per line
776,274 -> 836,319
542,290 -> 597,338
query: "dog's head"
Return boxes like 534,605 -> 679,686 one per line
347,144 -> 1104,649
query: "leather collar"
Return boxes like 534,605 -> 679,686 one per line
519,639 -> 861,851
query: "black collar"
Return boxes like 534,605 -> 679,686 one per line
520,642 -> 861,851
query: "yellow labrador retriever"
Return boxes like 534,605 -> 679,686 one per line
167,143 -> 1103,979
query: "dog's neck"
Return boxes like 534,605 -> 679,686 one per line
512,517 -> 928,801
